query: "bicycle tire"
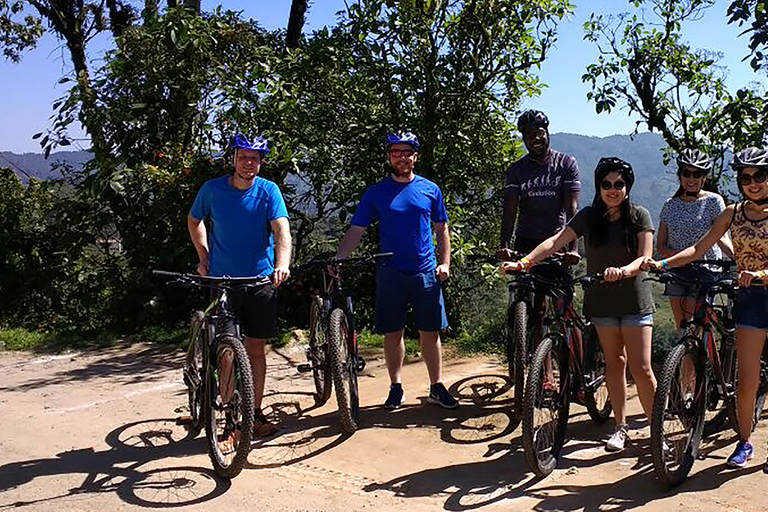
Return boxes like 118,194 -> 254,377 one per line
584,327 -> 611,424
511,301 -> 527,428
204,336 -> 255,479
522,334 -> 570,478
329,308 -> 360,434
185,310 -> 206,439
650,340 -> 706,488
704,331 -> 737,437
308,296 -> 332,404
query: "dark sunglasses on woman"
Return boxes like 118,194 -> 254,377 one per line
738,170 -> 768,186
601,180 -> 626,191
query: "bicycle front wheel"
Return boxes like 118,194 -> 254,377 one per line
650,340 -> 706,488
522,334 -> 570,478
329,308 -> 360,434
184,310 -> 206,438
309,295 -> 332,404
511,300 -> 528,428
204,336 -> 255,479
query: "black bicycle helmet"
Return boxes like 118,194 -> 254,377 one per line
517,109 -> 549,131
676,148 -> 713,172
731,147 -> 768,169
594,157 -> 635,193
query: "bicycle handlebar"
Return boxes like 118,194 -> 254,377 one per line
295,252 -> 394,271
152,270 -> 272,287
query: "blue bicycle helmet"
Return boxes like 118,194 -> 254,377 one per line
386,131 -> 420,151
229,134 -> 270,156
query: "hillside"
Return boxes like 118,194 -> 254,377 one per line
0,150 -> 91,181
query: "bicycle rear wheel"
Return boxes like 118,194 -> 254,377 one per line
184,310 -> 206,438
308,296 -> 332,404
522,334 -> 570,478
329,308 -> 360,434
584,326 -> 611,424
204,336 -> 255,479
650,340 -> 706,488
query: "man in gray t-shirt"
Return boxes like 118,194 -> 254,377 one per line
500,110 -> 581,257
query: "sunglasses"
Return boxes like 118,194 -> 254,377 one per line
738,170 -> 768,186
600,180 -> 626,191
389,149 -> 415,158
680,169 -> 705,179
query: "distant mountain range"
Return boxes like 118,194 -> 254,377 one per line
0,132 -> 688,223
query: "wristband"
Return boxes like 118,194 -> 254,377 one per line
520,257 -> 532,271
660,259 -> 669,270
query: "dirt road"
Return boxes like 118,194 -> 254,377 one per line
1,340 -> 767,511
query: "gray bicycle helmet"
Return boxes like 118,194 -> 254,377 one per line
731,147 -> 768,169
676,149 -> 713,172
517,109 -> 549,131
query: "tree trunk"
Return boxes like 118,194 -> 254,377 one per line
286,0 -> 308,49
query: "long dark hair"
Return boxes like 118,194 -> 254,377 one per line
590,157 -> 640,253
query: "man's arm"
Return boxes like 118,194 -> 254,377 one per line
270,217 -> 292,286
564,189 -> 579,254
500,188 -> 519,250
434,221 -> 451,282
187,215 -> 210,276
336,225 -> 367,258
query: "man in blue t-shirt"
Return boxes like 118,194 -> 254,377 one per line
336,131 -> 458,410
188,134 -> 291,436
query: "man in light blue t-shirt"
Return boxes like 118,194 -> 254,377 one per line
188,134 -> 291,436
336,131 -> 458,410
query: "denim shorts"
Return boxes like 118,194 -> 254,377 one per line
591,314 -> 654,327
375,265 -> 448,333
736,286 -> 768,330
663,266 -> 720,299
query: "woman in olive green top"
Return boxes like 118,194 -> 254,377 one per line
501,157 -> 656,453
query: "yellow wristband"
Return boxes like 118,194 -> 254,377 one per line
520,257 -> 531,271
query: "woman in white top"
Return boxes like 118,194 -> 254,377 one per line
657,149 -> 733,333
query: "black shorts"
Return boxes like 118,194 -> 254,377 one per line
215,285 -> 278,339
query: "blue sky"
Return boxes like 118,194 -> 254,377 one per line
0,0 -> 760,153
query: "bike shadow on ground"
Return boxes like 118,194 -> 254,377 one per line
0,343 -> 181,393
246,390 -> 353,469
0,417 -> 229,510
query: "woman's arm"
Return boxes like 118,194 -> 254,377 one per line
717,230 -> 735,260
656,222 -> 675,258
661,206 -> 735,268
500,226 -> 578,273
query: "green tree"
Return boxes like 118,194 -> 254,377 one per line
728,0 -> 768,70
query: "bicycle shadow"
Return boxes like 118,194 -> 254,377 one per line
0,418 -> 228,509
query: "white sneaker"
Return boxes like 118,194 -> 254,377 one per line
605,424 -> 628,452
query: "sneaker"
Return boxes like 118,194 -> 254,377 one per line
727,440 -> 754,468
253,410 -> 278,437
605,424 -> 628,452
428,382 -> 459,409
385,383 -> 405,410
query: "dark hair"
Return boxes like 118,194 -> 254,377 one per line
591,157 -> 640,252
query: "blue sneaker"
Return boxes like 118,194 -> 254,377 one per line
385,383 -> 404,410
428,382 -> 459,409
727,440 -> 754,468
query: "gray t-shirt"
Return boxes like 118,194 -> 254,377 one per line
568,204 -> 655,318
659,193 -> 725,261
505,149 -> 581,240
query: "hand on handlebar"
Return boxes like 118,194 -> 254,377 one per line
271,266 -> 290,287
499,260 -> 527,276
196,260 -> 209,277
603,266 -> 627,282
495,248 -> 517,262
562,251 -> 582,266
639,257 -> 661,272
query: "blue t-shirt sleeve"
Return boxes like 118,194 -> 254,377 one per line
431,185 -> 449,223
267,183 -> 289,221
189,183 -> 210,220
350,186 -> 377,227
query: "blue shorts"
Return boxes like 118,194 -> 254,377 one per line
736,287 -> 768,330
591,314 -> 654,327
663,267 -> 720,299
375,265 -> 448,333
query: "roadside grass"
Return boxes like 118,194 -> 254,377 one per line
0,328 -> 118,352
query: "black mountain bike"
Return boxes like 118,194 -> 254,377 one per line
296,253 -> 392,434
647,262 -> 768,487
517,269 -> 611,478
154,270 -> 271,479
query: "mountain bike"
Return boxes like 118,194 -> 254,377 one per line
647,262 -> 768,487
515,269 -> 611,478
154,270 -> 271,479
296,253 -> 392,434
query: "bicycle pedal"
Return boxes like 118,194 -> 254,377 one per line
355,357 -> 366,372
297,363 -> 313,373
